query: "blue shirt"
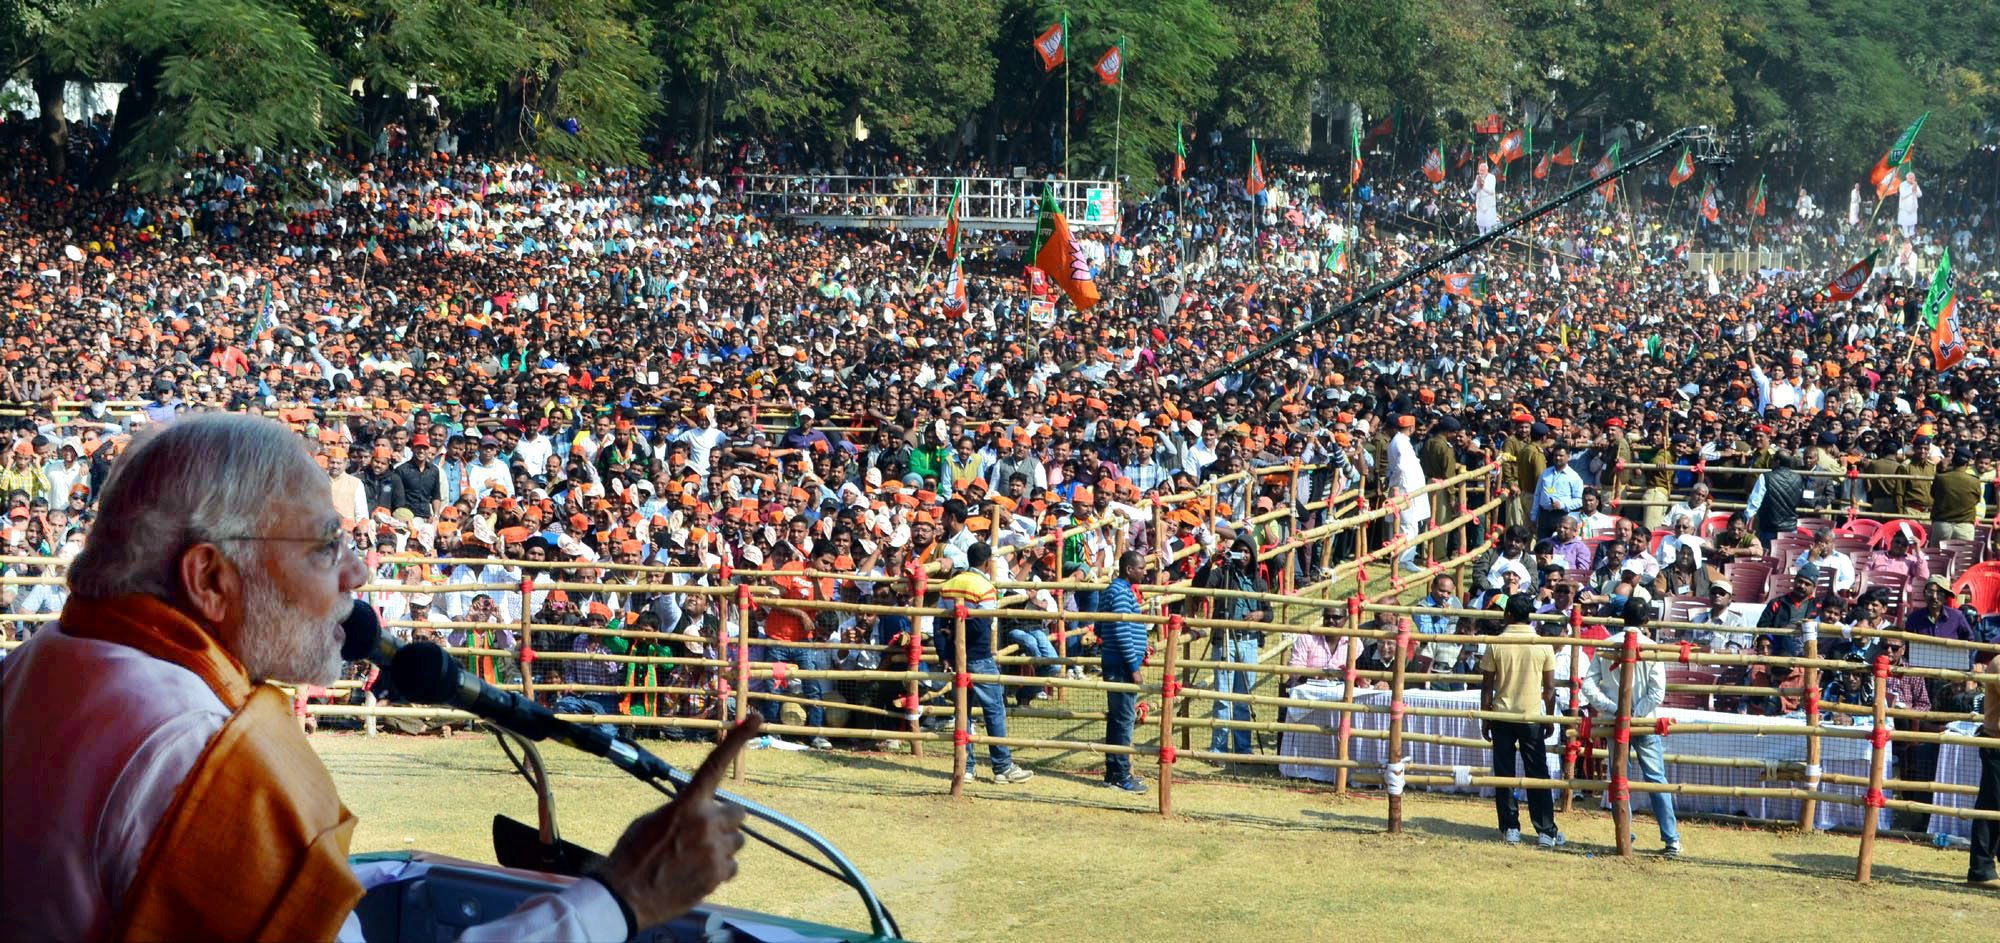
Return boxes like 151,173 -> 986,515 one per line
1413,595 -> 1460,637
1100,578 -> 1148,679
1533,465 -> 1585,515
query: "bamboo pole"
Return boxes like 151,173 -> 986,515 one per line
1159,614 -> 1182,816
1335,594 -> 1362,794
733,584 -> 753,778
1561,605 -> 1585,813
1855,655 -> 1891,883
907,568 -> 928,760
1611,628 -> 1639,858
1387,617 -> 1410,833
951,603 -> 970,796
517,577 -> 536,701
1798,628 -> 1822,830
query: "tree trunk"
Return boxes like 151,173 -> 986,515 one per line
91,58 -> 162,190
691,79 -> 715,172
35,72 -> 67,181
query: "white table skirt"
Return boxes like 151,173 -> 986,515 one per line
1279,680 -> 1890,830
1926,725 -> 1987,839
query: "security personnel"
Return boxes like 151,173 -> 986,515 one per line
1931,447 -> 1983,542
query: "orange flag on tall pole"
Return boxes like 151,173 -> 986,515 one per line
1034,22 -> 1066,71
1030,186 -> 1100,311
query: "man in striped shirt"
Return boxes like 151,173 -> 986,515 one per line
1100,551 -> 1150,792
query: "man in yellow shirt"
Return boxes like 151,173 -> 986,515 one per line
937,542 -> 1032,785
1480,592 -> 1562,847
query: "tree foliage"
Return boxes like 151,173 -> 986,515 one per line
14,0 -> 2000,187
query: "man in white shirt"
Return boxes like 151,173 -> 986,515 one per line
1,414 -> 755,941
1581,602 -> 1682,857
1793,529 -> 1856,593
466,435 -> 513,499
1386,414 -> 1431,571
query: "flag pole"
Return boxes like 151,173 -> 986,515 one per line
1250,139 -> 1259,270
1112,38 -> 1125,184
1062,10 -> 1071,183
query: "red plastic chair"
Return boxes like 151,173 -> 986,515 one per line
1867,520 -> 1925,549
1837,518 -> 1883,540
1649,528 -> 1673,554
1728,560 -> 1774,604
1953,561 -> 2000,617
1699,512 -> 1735,539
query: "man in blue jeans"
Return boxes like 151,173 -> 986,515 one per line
940,542 -> 1032,784
1582,600 -> 1682,857
1100,550 -> 1151,792
1198,537 -> 1271,755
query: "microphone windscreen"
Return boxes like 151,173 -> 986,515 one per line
389,641 -> 461,705
341,599 -> 384,662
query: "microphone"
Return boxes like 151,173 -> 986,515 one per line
341,598 -> 402,667
389,641 -> 671,781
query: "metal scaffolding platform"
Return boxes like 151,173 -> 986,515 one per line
739,174 -> 1120,232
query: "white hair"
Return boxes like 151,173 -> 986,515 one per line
68,414 -> 313,604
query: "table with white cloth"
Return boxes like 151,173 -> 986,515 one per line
1279,680 -> 1889,830
1927,723 -> 1989,839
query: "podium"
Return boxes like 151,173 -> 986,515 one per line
350,852 -> 888,943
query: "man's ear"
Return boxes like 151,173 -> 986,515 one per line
179,542 -> 241,626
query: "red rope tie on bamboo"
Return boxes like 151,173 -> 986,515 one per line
1159,745 -> 1177,766
1137,701 -> 1150,724
953,729 -> 971,746
1564,738 -> 1583,763
1579,712 -> 1594,742
717,680 -> 732,696
1804,691 -> 1820,719
718,563 -> 733,582
1389,703 -> 1406,721
1864,788 -> 1887,809
1654,717 -> 1674,737
772,662 -> 790,684
1614,725 -> 1631,745
518,646 -> 537,665
1677,640 -> 1693,664
1870,727 -> 1892,750
1162,679 -> 1182,699
1691,459 -> 1706,478
1610,774 -> 1630,802
955,672 -> 971,689
1872,655 -> 1890,679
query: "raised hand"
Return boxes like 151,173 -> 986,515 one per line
593,715 -> 763,928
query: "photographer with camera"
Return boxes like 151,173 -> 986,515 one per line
1196,535 -> 1273,756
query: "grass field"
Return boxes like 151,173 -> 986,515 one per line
316,730 -> 1997,943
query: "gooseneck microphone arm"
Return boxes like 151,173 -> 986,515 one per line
385,639 -> 900,940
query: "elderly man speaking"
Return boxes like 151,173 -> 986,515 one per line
3,414 -> 759,941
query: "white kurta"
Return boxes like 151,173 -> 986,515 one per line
1473,172 -> 1499,234
1897,176 -> 1921,238
1386,431 -> 1432,533
1,624 -> 626,942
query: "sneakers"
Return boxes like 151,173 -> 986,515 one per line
809,736 -> 833,750
1663,841 -> 1683,859
1537,831 -> 1567,849
1503,828 -> 1523,845
994,765 -> 1035,784
1104,777 -> 1148,793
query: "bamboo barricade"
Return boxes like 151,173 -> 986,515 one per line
950,603 -> 970,796
1856,655 -> 1892,883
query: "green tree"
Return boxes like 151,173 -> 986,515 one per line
48,0 -> 355,189
1210,0 -> 1319,142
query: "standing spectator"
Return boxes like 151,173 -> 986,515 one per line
1929,447 -> 1982,542
761,541 -> 832,749
1969,658 -> 1999,888
1532,445 -> 1584,539
1582,601 -> 1682,858
1480,592 -> 1562,847
938,542 -> 1032,784
1197,536 -> 1272,755
1100,550 -> 1149,792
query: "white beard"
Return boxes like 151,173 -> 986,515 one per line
237,574 -> 346,686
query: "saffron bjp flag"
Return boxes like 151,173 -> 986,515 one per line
941,255 -> 968,318
1030,186 -> 1100,311
1822,250 -> 1879,302
1923,249 -> 1965,372
1246,141 -> 1266,197
1173,120 -> 1187,183
1094,43 -> 1123,85
1668,148 -> 1695,188
1550,133 -> 1583,166
1034,20 -> 1066,71
1422,144 -> 1445,183
1592,142 -> 1621,201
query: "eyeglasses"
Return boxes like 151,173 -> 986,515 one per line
215,533 -> 355,569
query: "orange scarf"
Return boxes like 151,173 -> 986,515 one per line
59,594 -> 363,942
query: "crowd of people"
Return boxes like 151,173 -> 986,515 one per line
2,113 -> 1997,791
